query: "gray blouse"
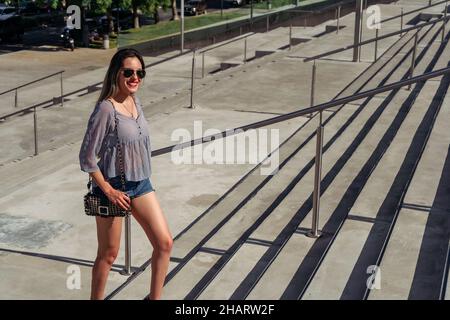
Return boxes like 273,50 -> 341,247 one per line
79,95 -> 152,185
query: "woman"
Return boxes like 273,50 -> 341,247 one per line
79,48 -> 173,300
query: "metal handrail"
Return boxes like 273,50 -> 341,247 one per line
140,66 -> 450,251
304,14 -> 450,62
0,49 -> 194,121
0,70 -> 64,96
242,0 -> 353,29
290,0 -> 353,14
144,48 -> 194,69
380,0 -> 448,24
120,1 -> 450,278
198,32 -> 255,54
151,66 -> 450,157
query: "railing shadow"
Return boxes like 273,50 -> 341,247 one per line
0,247 -> 139,274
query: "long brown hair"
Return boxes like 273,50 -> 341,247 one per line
97,48 -> 145,104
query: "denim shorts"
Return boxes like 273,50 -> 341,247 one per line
93,176 -> 155,200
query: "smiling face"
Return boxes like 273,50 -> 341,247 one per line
117,57 -> 144,95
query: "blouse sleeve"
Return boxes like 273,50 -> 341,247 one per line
79,101 -> 114,173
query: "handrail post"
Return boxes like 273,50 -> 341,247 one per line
266,15 -> 269,33
442,1 -> 448,42
14,89 -> 18,108
60,72 -> 64,107
289,24 -> 292,50
120,215 -> 132,275
337,5 -> 341,34
310,60 -> 316,108
374,28 -> 379,61
190,49 -> 196,109
307,111 -> 323,239
181,0 -> 185,53
359,13 -> 363,62
33,107 -> 38,156
244,37 -> 247,63
353,0 -> 363,62
408,32 -> 418,90
202,52 -> 205,79
310,60 -> 317,118
400,8 -> 404,36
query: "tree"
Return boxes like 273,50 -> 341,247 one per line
171,0 -> 179,21
122,0 -> 170,29
90,0 -> 114,34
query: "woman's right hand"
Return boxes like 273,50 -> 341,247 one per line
105,188 -> 131,211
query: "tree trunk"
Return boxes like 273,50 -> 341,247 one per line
171,0 -> 179,20
132,3 -> 140,29
153,8 -> 160,24
107,8 -> 114,34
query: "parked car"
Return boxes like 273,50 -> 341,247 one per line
0,6 -> 17,18
98,8 -> 135,32
0,6 -> 24,41
225,0 -> 245,7
184,0 -> 207,16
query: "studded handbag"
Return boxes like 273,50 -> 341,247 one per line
83,105 -> 130,217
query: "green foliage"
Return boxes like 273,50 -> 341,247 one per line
122,0 -> 170,15
118,11 -> 246,46
90,0 -> 113,12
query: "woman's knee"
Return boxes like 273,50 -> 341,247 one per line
155,235 -> 173,254
97,247 -> 120,265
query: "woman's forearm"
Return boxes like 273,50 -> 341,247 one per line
90,171 -> 114,196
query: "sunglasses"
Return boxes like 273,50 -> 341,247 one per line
121,68 -> 146,79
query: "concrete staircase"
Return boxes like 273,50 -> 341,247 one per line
1,1 -> 449,300
106,10 -> 450,300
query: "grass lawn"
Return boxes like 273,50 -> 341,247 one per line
111,0 -> 332,48
244,0 -> 327,10
89,34 -> 118,49
118,12 -> 247,47
246,0 -> 297,10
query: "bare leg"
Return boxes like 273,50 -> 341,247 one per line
131,191 -> 173,300
91,216 -> 123,300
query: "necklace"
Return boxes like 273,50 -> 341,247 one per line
115,97 -> 136,119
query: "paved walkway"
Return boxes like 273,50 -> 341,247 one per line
0,0 -> 448,300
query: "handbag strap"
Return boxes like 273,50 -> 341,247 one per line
87,100 -> 127,194
112,104 -> 127,192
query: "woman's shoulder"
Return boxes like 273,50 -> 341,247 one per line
96,99 -> 115,114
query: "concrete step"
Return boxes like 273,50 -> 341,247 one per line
0,249 -> 125,299
108,14 -> 444,299
243,24 -> 450,300
243,91 -> 411,299
202,91 -> 404,300
162,103 -> 367,300
367,85 -> 450,300
157,26 -> 443,299
0,142 -> 79,198
301,80 -> 445,300
112,41 -> 415,298
110,110 -> 336,300
302,32 -> 450,299
245,56 -> 441,300
336,29 -> 419,99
